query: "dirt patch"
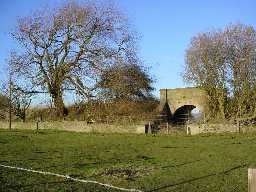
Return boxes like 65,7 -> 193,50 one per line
102,166 -> 151,180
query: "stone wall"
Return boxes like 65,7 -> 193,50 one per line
0,121 -> 146,134
187,123 -> 256,135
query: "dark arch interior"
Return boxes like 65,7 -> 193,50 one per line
172,105 -> 196,124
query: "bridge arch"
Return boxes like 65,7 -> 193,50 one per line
172,105 -> 196,124
160,87 -> 207,123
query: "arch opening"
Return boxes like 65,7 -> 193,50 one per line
172,105 -> 196,124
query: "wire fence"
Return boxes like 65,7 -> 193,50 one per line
0,162 -> 249,192
0,164 -> 143,192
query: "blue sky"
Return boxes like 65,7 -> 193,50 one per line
0,0 -> 255,97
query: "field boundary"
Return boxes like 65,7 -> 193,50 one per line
0,164 -> 143,192
0,121 -> 146,134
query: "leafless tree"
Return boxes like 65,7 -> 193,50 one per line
0,77 -> 10,120
183,24 -> 256,120
11,83 -> 32,122
0,93 -> 8,119
10,1 -> 138,116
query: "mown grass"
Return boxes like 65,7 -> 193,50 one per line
0,129 -> 256,191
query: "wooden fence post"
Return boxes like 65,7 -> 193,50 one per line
36,121 -> 39,133
8,74 -> 12,130
237,118 -> 241,133
248,168 -> 256,192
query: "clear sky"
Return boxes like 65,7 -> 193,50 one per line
0,0 -> 255,97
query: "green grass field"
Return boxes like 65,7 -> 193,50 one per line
0,129 -> 256,192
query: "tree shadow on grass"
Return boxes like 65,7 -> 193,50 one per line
146,164 -> 247,192
3,180 -> 74,191
161,159 -> 202,169
3,177 -> 122,192
72,155 -> 154,169
161,146 -> 190,149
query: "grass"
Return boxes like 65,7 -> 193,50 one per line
0,129 -> 256,191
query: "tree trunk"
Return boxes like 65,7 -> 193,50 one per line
216,89 -> 226,119
22,110 -> 26,123
218,97 -> 226,119
52,91 -> 66,117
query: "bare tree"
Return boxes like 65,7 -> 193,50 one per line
10,1 -> 138,117
11,83 -> 32,122
0,76 -> 10,120
0,93 -> 8,119
183,24 -> 256,120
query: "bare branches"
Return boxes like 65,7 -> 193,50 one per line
10,1 -> 139,116
184,24 -> 256,120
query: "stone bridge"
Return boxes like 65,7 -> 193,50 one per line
159,87 -> 208,123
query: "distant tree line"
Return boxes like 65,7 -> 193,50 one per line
184,24 -> 256,121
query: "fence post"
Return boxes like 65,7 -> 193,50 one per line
36,121 -> 39,133
106,116 -> 109,125
8,74 -> 12,130
248,168 -> 256,192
